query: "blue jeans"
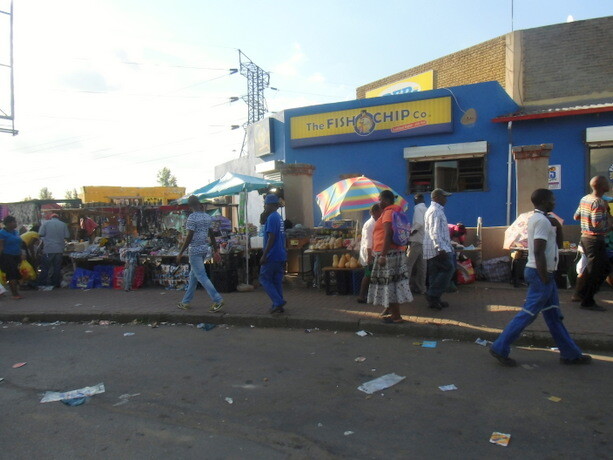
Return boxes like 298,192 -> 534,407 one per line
260,260 -> 285,308
426,252 -> 455,301
39,253 -> 63,287
182,254 -> 223,304
492,267 -> 583,360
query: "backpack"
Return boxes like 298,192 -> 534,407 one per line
391,210 -> 411,246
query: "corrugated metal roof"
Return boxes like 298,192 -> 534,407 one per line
492,101 -> 613,122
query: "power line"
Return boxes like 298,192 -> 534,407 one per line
70,56 -> 231,71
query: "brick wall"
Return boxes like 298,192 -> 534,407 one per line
521,16 -> 613,104
356,36 -> 507,99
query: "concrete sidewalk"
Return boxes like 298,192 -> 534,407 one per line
1,280 -> 612,350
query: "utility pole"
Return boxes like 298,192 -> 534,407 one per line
238,50 -> 270,156
0,0 -> 17,135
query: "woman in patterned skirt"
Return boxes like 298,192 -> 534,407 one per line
367,190 -> 413,323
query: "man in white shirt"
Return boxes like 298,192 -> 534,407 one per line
406,193 -> 427,294
423,188 -> 455,310
357,204 -> 381,303
490,189 -> 591,367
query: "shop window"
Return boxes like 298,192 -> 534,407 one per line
408,157 -> 485,193
589,146 -> 613,200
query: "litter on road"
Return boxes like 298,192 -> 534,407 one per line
355,357 -> 366,362
489,432 -> 511,447
197,323 -> 217,331
12,362 -> 27,369
355,330 -> 372,337
548,396 -> 562,403
123,332 -> 135,336
40,383 -> 105,403
422,341 -> 437,348
358,373 -> 406,394
113,393 -> 141,406
224,397 -> 233,404
475,338 -> 491,346
438,384 -> 458,391
62,396 -> 89,406
344,431 -> 354,436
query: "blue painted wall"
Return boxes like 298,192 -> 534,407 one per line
510,113 -> 613,223
265,81 -> 612,227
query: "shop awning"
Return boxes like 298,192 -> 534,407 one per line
492,102 -> 613,123
178,172 -> 283,203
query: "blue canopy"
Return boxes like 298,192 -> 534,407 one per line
178,172 -> 282,203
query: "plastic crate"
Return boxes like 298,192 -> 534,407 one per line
211,269 -> 238,293
351,269 -> 365,295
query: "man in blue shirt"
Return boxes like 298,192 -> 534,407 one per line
0,215 -> 24,299
260,194 -> 287,314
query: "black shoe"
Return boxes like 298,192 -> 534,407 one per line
560,354 -> 592,365
428,302 -> 443,310
440,301 -> 450,308
571,294 -> 583,302
580,303 -> 606,312
489,349 -> 517,367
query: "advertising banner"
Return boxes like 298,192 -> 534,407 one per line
290,96 -> 452,148
365,70 -> 434,98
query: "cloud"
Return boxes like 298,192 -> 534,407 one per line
308,72 -> 326,83
273,43 -> 307,77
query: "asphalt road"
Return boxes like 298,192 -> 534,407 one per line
1,321 -> 611,459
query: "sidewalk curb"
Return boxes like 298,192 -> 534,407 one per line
3,311 -> 612,352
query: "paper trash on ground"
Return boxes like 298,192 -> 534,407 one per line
41,383 -> 105,403
356,330 -> 372,337
225,397 -> 233,404
548,396 -> 562,402
475,338 -> 491,346
489,432 -> 511,447
439,384 -> 458,391
358,373 -> 406,394
422,341 -> 437,348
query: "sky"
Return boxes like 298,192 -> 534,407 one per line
0,0 -> 610,202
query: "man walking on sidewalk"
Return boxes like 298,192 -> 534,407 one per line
176,195 -> 223,312
490,189 -> 591,367
423,189 -> 455,310
260,194 -> 287,314
406,193 -> 427,295
572,175 -> 611,311
39,214 -> 70,288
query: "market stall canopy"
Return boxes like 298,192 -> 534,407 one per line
178,172 -> 283,203
503,211 -> 564,249
316,176 -> 409,221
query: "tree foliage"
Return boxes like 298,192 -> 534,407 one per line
39,187 -> 54,200
157,167 -> 178,187
65,188 -> 79,200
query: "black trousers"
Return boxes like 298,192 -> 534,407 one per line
575,236 -> 610,307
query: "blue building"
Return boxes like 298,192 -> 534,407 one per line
249,81 -> 612,227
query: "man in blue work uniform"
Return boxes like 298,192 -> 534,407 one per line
259,194 -> 287,314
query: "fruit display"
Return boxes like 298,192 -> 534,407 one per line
331,253 -> 359,268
